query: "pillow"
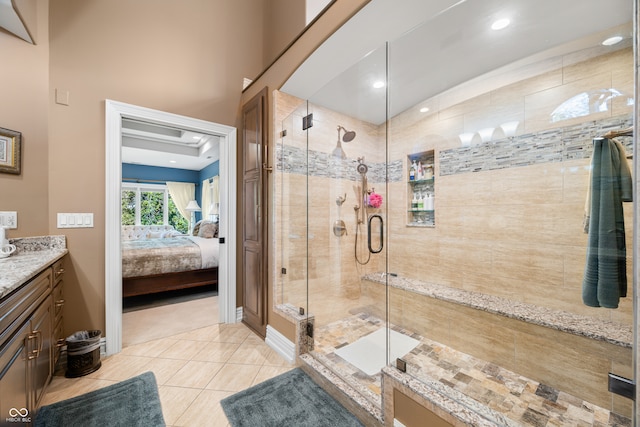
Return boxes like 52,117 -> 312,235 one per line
192,220 -> 203,236
198,221 -> 218,239
162,230 -> 181,238
147,231 -> 162,239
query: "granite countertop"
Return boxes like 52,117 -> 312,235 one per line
0,236 -> 68,299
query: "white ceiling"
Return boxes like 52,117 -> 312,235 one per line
282,0 -> 633,125
121,118 -> 220,171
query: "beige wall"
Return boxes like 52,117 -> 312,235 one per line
0,1 -> 50,237
44,0 -> 268,335
0,0 -> 368,343
263,0 -> 306,67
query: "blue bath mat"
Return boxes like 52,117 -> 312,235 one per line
34,371 -> 165,427
221,368 -> 363,427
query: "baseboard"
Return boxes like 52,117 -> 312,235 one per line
236,306 -> 243,322
265,325 -> 295,364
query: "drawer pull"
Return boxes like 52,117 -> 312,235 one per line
55,268 -> 65,276
26,331 -> 43,359
55,299 -> 65,307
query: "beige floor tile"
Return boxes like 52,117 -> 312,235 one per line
191,341 -> 241,363
157,385 -> 202,426
172,324 -> 225,342
251,365 -> 294,386
165,360 -> 225,389
205,363 -> 262,392
157,339 -> 210,360
263,347 -> 294,367
228,342 -> 273,365
174,389 -> 232,427
214,324 -> 252,343
86,354 -> 154,382
120,337 -> 181,357
123,296 -> 219,347
144,357 -> 190,385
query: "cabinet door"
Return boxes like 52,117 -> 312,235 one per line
30,299 -> 52,410
0,321 -> 30,426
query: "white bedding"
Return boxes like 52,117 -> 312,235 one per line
184,236 -> 220,269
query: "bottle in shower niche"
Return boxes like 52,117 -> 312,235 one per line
417,161 -> 423,180
412,192 -> 418,210
425,192 -> 434,211
409,160 -> 417,181
417,193 -> 424,210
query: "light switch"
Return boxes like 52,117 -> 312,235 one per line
57,213 -> 94,228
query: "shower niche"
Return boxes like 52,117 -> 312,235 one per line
407,150 -> 435,227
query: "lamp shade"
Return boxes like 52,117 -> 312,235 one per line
185,200 -> 201,212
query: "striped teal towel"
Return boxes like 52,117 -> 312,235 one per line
582,138 -> 632,308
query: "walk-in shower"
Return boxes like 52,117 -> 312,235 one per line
276,1 -> 635,425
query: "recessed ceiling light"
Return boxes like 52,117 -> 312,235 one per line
192,135 -> 200,139
602,36 -> 623,46
373,81 -> 385,89
491,18 -> 510,31
419,107 -> 429,113
169,160 -> 177,164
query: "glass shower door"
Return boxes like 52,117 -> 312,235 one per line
301,43 -> 390,407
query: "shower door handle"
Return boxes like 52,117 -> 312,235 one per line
367,214 -> 383,254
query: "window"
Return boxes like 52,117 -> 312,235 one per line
121,183 -> 189,233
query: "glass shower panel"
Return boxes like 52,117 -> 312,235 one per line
386,0 -> 634,425
303,43 -> 390,406
277,101 -> 309,313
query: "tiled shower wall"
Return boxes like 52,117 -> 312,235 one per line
387,46 -> 634,326
275,46 -> 634,326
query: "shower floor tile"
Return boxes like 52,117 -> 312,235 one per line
312,312 -> 631,427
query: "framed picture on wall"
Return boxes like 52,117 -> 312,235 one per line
0,127 -> 22,175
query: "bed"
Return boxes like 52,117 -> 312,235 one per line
121,223 -> 219,297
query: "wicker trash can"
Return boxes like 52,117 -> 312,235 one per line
65,330 -> 102,378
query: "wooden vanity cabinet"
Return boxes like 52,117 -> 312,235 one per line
0,256 -> 65,425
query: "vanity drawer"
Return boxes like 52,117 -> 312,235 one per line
52,283 -> 64,322
52,259 -> 65,287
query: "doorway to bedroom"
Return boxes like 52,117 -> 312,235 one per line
105,100 -> 238,355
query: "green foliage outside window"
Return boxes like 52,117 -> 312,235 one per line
121,190 -> 135,225
140,191 -> 164,225
121,186 -> 188,234
168,197 -> 188,234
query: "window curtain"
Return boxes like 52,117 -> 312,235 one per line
166,182 -> 195,221
201,179 -> 211,219
201,176 -> 219,220
211,176 -> 220,216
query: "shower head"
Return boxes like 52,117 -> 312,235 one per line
337,125 -> 356,142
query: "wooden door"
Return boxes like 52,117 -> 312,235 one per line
241,88 -> 268,337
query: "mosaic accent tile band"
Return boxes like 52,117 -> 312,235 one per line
439,115 -> 633,176
278,115 -> 633,180
276,144 -> 402,183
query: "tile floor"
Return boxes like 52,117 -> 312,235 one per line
41,297 -> 294,427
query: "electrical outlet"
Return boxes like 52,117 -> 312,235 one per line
0,211 -> 17,229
